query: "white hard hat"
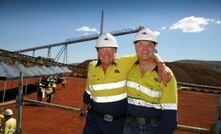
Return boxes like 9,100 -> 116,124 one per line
39,83 -> 42,86
134,28 -> 158,44
95,33 -> 118,48
3,109 -> 13,116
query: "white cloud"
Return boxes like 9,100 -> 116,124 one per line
210,19 -> 221,24
161,27 -> 166,30
170,16 -> 221,33
153,31 -> 160,36
76,26 -> 99,34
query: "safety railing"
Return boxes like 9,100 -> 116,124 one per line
22,98 -> 216,134
4,76 -> 218,134
178,82 -> 221,94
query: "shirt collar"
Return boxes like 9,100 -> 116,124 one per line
96,59 -> 117,67
134,60 -> 158,72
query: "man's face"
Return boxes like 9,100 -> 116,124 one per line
97,47 -> 117,66
135,40 -> 155,61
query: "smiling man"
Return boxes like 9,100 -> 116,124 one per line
123,28 -> 178,134
81,32 -> 171,134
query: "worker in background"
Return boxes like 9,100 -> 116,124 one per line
0,109 -> 16,134
123,28 -> 177,134
52,81 -> 57,94
45,84 -> 53,103
37,83 -> 44,101
81,32 -> 172,134
0,115 -> 5,127
61,77 -> 66,89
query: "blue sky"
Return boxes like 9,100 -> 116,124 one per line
0,0 -> 221,63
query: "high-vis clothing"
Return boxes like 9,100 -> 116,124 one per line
83,55 -> 137,134
45,87 -> 53,103
1,117 -> 16,134
84,55 -> 137,114
125,63 -> 177,134
0,114 -> 5,126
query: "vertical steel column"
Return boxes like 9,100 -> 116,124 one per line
2,81 -> 7,110
32,50 -> 35,57
48,47 -> 51,58
16,72 -> 23,134
216,95 -> 221,134
63,44 -> 68,64
100,10 -> 104,35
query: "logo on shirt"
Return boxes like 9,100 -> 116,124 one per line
114,69 -> 120,74
153,77 -> 159,82
91,74 -> 100,81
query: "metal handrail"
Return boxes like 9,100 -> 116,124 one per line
22,98 -> 214,133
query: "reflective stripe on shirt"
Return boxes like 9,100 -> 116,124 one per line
128,97 -> 177,110
89,80 -> 126,91
85,88 -> 91,95
127,81 -> 162,98
161,103 -> 177,110
91,92 -> 127,103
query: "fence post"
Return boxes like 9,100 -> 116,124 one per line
215,95 -> 221,134
210,123 -> 215,134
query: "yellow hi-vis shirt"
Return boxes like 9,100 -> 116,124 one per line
86,55 -> 137,103
52,83 -> 56,88
126,64 -> 178,111
0,114 -> 6,126
45,87 -> 53,94
2,117 -> 16,134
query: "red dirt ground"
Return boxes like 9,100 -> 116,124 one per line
1,77 -> 218,134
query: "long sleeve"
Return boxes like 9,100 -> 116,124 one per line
83,89 -> 92,104
155,110 -> 177,134
156,76 -> 178,134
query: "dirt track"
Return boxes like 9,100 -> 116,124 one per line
1,77 -> 218,134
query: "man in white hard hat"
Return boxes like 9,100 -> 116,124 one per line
37,83 -> 44,101
123,28 -> 177,134
45,84 -> 53,103
0,109 -> 16,134
81,32 -> 172,134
